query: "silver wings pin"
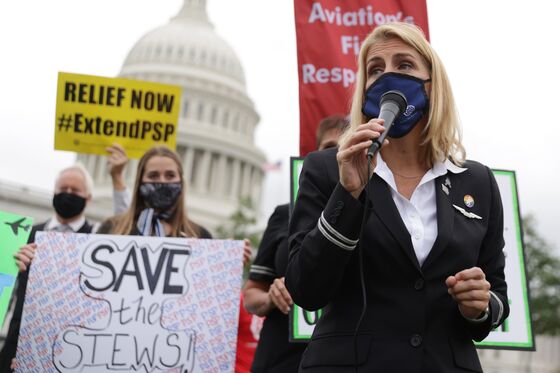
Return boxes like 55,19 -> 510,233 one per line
452,204 -> 482,220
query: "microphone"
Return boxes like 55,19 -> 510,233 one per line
366,90 -> 408,158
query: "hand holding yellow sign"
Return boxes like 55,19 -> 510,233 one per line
54,72 -> 182,158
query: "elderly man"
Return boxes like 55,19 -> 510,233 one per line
0,164 -> 94,371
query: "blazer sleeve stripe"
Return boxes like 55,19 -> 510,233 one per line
249,265 -> 276,277
489,290 -> 504,327
319,212 -> 359,246
317,215 -> 358,251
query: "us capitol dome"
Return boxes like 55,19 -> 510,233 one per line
77,0 -> 266,231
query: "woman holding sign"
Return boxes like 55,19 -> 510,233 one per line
97,146 -> 210,238
285,23 -> 509,372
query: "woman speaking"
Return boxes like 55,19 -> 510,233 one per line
285,23 -> 508,372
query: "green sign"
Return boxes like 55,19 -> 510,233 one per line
0,211 -> 33,327
288,158 -> 533,350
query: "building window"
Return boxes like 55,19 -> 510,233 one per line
233,113 -> 240,132
191,149 -> 204,185
210,106 -> 217,124
226,157 -> 233,194
182,99 -> 189,118
176,145 -> 186,160
209,153 -> 219,190
178,47 -> 184,58
222,110 -> 229,128
197,102 -> 204,121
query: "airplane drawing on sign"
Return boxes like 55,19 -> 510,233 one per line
4,217 -> 31,236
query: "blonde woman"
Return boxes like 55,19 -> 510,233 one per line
286,23 -> 508,372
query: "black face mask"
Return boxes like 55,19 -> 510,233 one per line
139,182 -> 182,211
52,192 -> 87,219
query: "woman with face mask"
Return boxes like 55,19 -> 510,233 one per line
97,146 -> 209,238
285,23 -> 509,372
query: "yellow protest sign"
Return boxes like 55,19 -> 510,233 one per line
54,72 -> 182,158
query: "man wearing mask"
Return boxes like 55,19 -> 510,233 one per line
0,164 -> 93,371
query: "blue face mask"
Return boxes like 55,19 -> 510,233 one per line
362,72 -> 430,138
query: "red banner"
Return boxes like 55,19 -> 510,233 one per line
295,0 -> 429,156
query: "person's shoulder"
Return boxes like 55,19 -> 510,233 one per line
191,223 -> 212,239
96,217 -> 118,234
274,203 -> 290,216
458,159 -> 492,179
305,147 -> 338,163
301,147 -> 339,180
452,159 -> 498,193
32,221 -> 49,232
199,226 -> 212,239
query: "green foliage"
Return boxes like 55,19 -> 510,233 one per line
523,215 -> 560,335
216,197 -> 261,279
216,197 -> 260,245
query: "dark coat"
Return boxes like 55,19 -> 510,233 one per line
285,148 -> 509,373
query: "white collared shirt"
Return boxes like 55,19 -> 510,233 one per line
45,215 -> 87,232
374,154 -> 467,266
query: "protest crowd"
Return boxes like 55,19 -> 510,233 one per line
0,1 -> 519,372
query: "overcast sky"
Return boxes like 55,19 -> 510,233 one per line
0,0 -> 558,252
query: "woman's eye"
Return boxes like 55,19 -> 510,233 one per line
399,62 -> 413,70
368,67 -> 383,76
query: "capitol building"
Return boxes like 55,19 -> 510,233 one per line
0,0 -> 266,232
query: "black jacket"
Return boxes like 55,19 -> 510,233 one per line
285,148 -> 509,373
0,220 -> 92,371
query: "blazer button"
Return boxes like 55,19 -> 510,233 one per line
414,278 -> 424,290
336,201 -> 344,208
410,334 -> 422,348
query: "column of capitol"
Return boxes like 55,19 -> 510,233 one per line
79,0 -> 266,231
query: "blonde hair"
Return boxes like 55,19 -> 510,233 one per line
344,22 -> 465,166
109,146 -> 200,237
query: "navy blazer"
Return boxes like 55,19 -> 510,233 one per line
285,147 -> 509,373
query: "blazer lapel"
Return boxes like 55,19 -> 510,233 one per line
369,175 -> 421,272
422,174 -> 457,270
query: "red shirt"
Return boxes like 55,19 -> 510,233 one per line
235,293 -> 263,373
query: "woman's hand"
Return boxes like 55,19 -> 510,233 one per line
243,278 -> 293,316
336,119 -> 387,199
446,267 -> 491,319
106,143 -> 129,191
268,277 -> 293,314
13,243 -> 37,272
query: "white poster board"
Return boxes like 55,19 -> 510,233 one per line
15,232 -> 244,372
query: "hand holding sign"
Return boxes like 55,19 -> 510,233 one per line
106,143 -> 129,191
13,243 -> 36,272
